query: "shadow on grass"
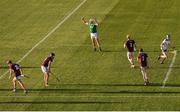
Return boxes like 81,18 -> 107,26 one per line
50,83 -> 180,87
0,83 -> 180,93
0,101 -> 127,104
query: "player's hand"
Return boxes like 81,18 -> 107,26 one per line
134,48 -> 136,51
81,17 -> 85,20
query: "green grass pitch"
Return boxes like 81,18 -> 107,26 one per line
0,0 -> 180,111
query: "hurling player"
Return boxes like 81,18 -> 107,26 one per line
124,34 -> 137,68
7,60 -> 27,94
158,34 -> 175,64
41,53 -> 55,87
137,48 -> 149,86
82,17 -> 102,51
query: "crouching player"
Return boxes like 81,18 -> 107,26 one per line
124,34 -> 136,68
7,60 -> 27,93
137,49 -> 149,86
158,34 -> 175,64
41,53 -> 55,87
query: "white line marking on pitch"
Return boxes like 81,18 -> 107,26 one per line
162,50 -> 177,88
0,0 -> 87,79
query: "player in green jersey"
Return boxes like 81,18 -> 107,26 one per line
82,17 -> 102,51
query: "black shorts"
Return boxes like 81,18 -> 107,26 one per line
141,63 -> 147,67
162,49 -> 167,52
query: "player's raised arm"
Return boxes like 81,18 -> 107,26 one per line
81,17 -> 88,25
94,18 -> 99,26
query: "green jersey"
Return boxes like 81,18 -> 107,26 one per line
89,24 -> 97,33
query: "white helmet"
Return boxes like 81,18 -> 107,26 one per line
166,34 -> 170,41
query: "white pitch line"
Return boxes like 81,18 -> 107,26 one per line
162,50 -> 177,88
0,0 -> 87,79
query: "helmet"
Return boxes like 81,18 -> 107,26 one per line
6,60 -> 12,64
126,34 -> 130,39
166,34 -> 170,41
139,48 -> 143,52
50,53 -> 55,57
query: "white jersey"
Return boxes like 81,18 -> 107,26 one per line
161,39 -> 170,50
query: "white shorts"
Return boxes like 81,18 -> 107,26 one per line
127,52 -> 134,59
140,66 -> 146,72
90,33 -> 98,39
41,66 -> 49,74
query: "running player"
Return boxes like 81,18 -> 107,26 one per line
137,48 -> 149,86
124,34 -> 137,68
7,60 -> 27,93
158,34 -> 175,64
82,17 -> 102,51
41,53 -> 55,87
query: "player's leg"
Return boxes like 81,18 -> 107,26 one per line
160,51 -> 167,64
45,73 -> 49,87
141,67 -> 149,85
94,35 -> 102,51
127,52 -> 134,68
41,66 -> 49,86
130,52 -> 135,67
90,33 -> 96,51
127,52 -> 131,64
91,37 -> 96,51
12,77 -> 17,92
17,79 -> 27,93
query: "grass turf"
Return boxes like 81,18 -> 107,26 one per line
0,0 -> 180,111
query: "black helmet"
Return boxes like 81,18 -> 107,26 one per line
50,53 -> 55,57
139,48 -> 143,52
6,60 -> 12,64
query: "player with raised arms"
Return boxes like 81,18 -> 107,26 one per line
124,34 -> 137,68
82,17 -> 102,51
158,34 -> 175,64
7,60 -> 27,94
137,48 -> 149,86
41,53 -> 55,87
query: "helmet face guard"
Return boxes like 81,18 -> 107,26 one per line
50,53 -> 55,57
139,48 -> 143,53
166,34 -> 170,41
6,60 -> 12,64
